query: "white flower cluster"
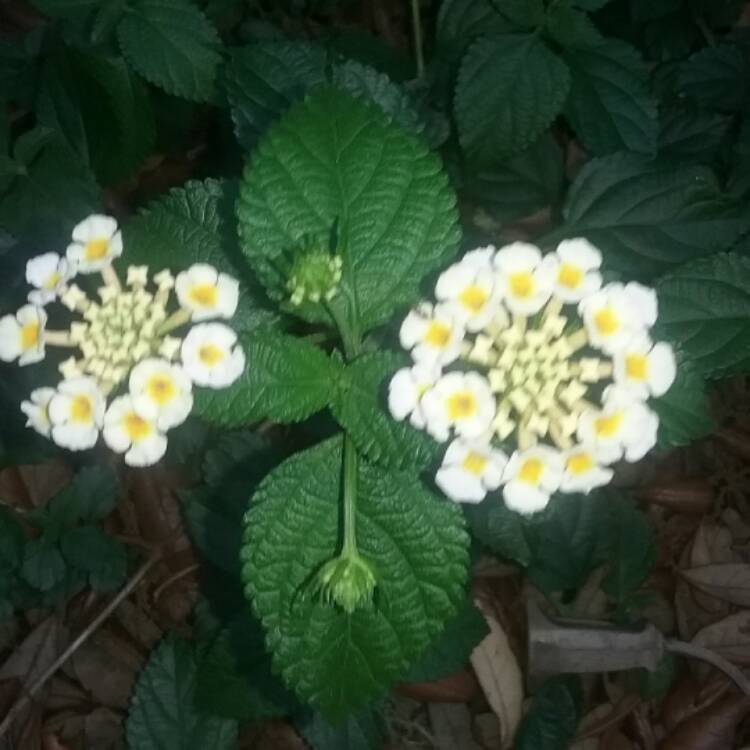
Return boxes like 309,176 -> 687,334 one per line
389,240 -> 676,515
1,214 -> 246,467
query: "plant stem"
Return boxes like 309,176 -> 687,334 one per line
157,307 -> 191,336
341,432 -> 359,555
410,0 -> 425,79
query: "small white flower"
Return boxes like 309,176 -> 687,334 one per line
129,358 -> 193,430
560,445 -> 614,494
180,323 -> 245,388
435,247 -> 503,332
48,377 -> 105,450
0,305 -> 47,365
435,438 -> 508,503
103,395 -> 167,467
502,445 -> 564,515
579,281 -> 658,354
493,242 -> 553,316
577,386 -> 659,465
66,214 -> 122,273
421,371 -> 495,442
20,387 -> 56,437
613,333 -> 676,399
388,363 -> 442,430
539,238 -> 602,304
399,302 -> 465,367
175,264 -> 239,321
26,252 -> 73,305
126,265 -> 148,287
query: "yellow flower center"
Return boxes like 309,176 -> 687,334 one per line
508,271 -> 534,299
625,354 -> 648,381
84,238 -> 109,261
189,283 -> 218,308
20,322 -> 39,350
557,263 -> 583,289
70,395 -> 93,423
594,412 -> 623,438
518,458 -> 543,486
458,285 -> 488,313
462,452 -> 488,476
593,307 -> 619,336
446,391 -> 478,420
424,321 -> 451,348
567,452 -> 594,476
146,374 -> 176,405
44,272 -> 61,290
199,343 -> 224,366
123,412 -> 152,442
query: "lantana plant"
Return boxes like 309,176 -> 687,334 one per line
0,214 -> 245,466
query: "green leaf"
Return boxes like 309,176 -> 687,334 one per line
331,352 -> 439,469
652,361 -> 715,447
514,676 -> 582,750
678,42 -> 750,112
601,496 -> 655,603
202,430 -> 281,486
195,606 -> 297,721
658,107 -> 730,165
222,40 -> 326,151
60,525 -> 127,592
298,708 -> 383,750
491,0 -> 545,28
117,0 -> 222,102
455,34 -> 569,164
572,0 -> 613,9
30,0 -> 99,19
237,88 -> 460,332
0,508 -> 25,571
405,597 -> 489,682
123,178 -> 273,334
242,437 -> 469,718
21,537 -> 66,592
561,39 -> 657,156
656,252 -> 750,378
126,636 -> 238,749
467,499 -> 531,567
42,466 -> 118,530
545,5 -> 602,48
552,153 -> 749,279
194,331 -> 339,427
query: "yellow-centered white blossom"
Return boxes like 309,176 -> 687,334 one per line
48,376 -> 105,450
175,263 -> 239,321
539,238 -> 602,303
26,252 -> 74,305
493,242 -> 553,316
129,358 -> 193,431
560,445 -> 614,494
20,387 -> 56,437
66,215 -> 122,273
399,302 -> 465,367
435,438 -> 508,503
103,395 -> 167,467
613,332 -> 676,399
502,445 -> 564,515
388,362 -> 441,430
180,323 -> 245,388
0,305 -> 46,365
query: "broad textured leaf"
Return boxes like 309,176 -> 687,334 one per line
462,134 -> 564,222
202,430 -> 281,486
455,34 -> 569,164
237,88 -> 460,332
656,253 -> 750,378
545,5 -> 602,48
331,352 -> 439,469
30,0 -> 99,18
328,30 -> 414,83
126,636 -> 238,749
562,39 -> 656,155
117,0 -> 221,102
0,508 -> 26,571
242,437 -> 469,717
299,708 -> 383,750
42,466 -> 118,531
467,499 -> 531,567
60,525 -> 126,592
405,597 -> 489,682
573,0 -> 614,8
552,153 -> 749,279
678,43 -> 750,112
514,676 -> 582,750
123,178 -> 273,333
194,331 -> 339,426
658,107 -> 730,165
21,537 -> 65,592
223,40 -> 326,151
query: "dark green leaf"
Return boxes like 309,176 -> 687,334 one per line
60,525 -> 127,592
545,5 -> 602,48
573,0 -> 613,9
467,499 -> 531,567
43,466 -> 118,530
678,42 -> 750,112
298,708 -> 383,750
514,676 -> 582,750
658,107 -> 730,165
242,437 -> 469,718
21,537 -> 66,592
455,34 -> 569,164
194,331 -> 339,427
237,88 -> 460,332
327,30 -> 414,82
562,39 -> 656,156
126,636 -> 238,749
30,0 -> 99,19
0,508 -> 26,571
117,0 -> 222,102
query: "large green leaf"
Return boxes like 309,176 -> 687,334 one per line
562,39 -> 657,155
467,499 -> 531,567
40,466 -> 118,531
678,42 -> 750,112
117,0 -> 221,102
20,536 -> 65,592
455,34 -> 569,164
514,676 -> 582,750
126,636 -> 238,749
237,88 -> 460,332
298,708 -> 383,750
123,178 -> 273,333
242,437 -> 469,718
551,153 -> 749,279
60,525 -> 127,592
658,107 -> 730,165
656,253 -> 750,378
331,352 -> 439,469
544,5 -> 601,48
194,331 -> 340,427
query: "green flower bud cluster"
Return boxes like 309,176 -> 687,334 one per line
287,249 -> 343,306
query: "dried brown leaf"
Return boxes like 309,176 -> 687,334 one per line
397,671 -> 479,704
427,703 -> 482,750
693,612 -> 750,667
0,616 -> 67,687
0,460 -> 71,511
658,694 -> 750,750
639,479 -> 715,515
681,564 -> 750,607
